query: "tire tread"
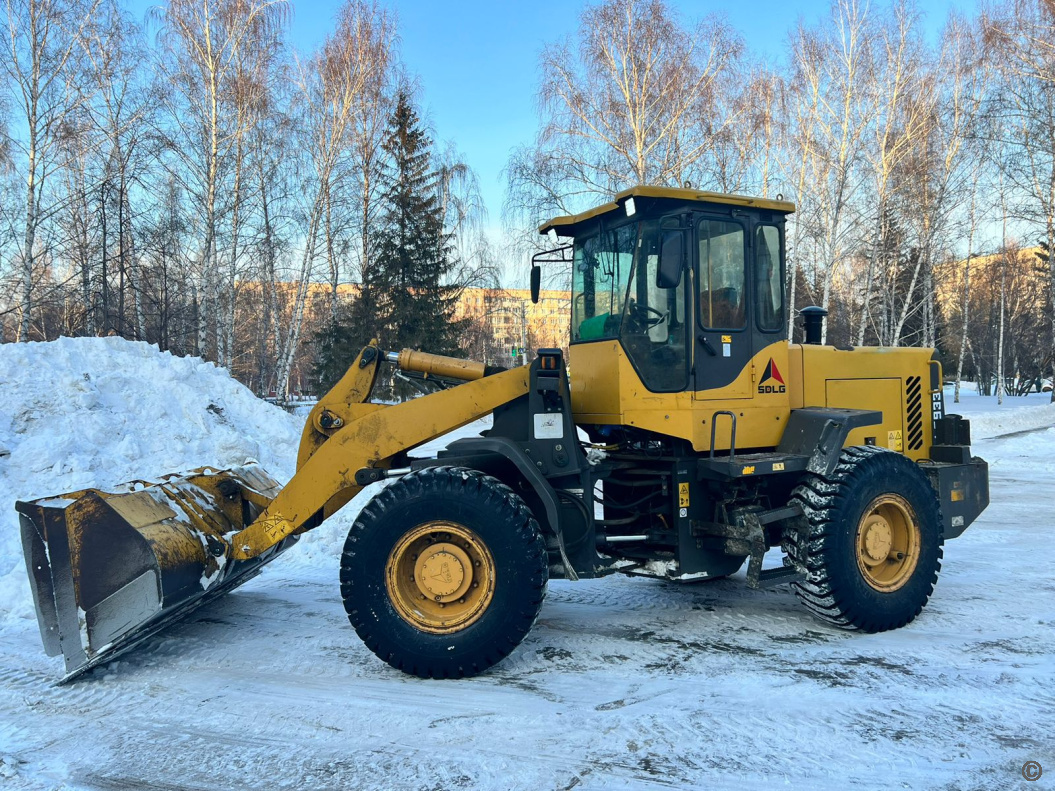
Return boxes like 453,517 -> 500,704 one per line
782,447 -> 944,632
340,466 -> 547,678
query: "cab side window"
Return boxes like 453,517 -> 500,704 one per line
755,225 -> 783,331
698,220 -> 745,329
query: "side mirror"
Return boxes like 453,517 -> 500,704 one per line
530,264 -> 541,304
657,231 -> 684,289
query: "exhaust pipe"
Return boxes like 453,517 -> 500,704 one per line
800,306 -> 827,345
16,464 -> 297,681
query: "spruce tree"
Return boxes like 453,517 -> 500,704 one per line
374,90 -> 463,356
311,91 -> 466,395
310,307 -> 355,395
311,281 -> 386,395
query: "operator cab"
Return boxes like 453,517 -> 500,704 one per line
534,186 -> 794,399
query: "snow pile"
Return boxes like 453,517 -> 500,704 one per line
967,401 -> 1055,438
943,385 -> 1055,439
0,337 -> 303,624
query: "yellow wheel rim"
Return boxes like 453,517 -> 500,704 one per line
385,521 -> 496,634
855,494 -> 921,592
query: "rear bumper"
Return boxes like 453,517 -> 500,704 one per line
922,457 -> 989,539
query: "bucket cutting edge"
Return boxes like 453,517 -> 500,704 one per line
15,464 -> 298,681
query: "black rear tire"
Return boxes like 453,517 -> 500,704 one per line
782,446 -> 944,632
340,466 -> 548,678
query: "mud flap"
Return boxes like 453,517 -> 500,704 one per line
16,464 -> 297,681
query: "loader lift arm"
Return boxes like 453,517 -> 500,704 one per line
14,342 -> 531,681
230,344 -> 530,560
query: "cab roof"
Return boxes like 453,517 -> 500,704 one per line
537,185 -> 796,236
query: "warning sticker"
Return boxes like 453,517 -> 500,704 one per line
887,430 -> 903,451
533,413 -> 564,440
678,482 -> 690,508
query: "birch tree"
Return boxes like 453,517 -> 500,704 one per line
80,1 -> 155,339
3,0 -> 100,341
247,78 -> 294,391
781,22 -> 825,340
153,0 -> 289,363
953,161 -> 984,403
218,6 -> 284,366
348,37 -> 393,320
984,0 -> 1055,402
274,0 -> 389,397
905,15 -> 988,349
509,0 -> 743,215
856,1 -> 932,346
789,0 -> 874,343
436,142 -> 499,294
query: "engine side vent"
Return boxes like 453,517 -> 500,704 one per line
906,375 -> 924,450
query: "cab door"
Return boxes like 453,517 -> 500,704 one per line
693,216 -> 752,399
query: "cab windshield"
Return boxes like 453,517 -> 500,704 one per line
571,224 -> 635,342
571,220 -> 688,391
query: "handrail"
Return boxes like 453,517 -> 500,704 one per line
709,410 -> 738,461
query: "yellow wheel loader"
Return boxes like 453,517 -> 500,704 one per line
16,186 -> 990,681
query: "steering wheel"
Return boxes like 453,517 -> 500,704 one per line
628,301 -> 668,329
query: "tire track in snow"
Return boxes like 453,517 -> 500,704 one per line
73,700 -> 691,791
4,444 -> 1054,790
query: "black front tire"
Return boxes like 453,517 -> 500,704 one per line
340,466 -> 548,678
783,446 -> 944,632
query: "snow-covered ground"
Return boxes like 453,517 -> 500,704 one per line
1,339 -> 1053,790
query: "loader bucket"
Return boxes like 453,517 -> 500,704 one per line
15,464 -> 297,681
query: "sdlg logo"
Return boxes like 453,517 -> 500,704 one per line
758,359 -> 786,394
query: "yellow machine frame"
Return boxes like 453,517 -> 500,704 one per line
569,339 -> 939,461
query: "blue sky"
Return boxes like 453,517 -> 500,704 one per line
126,0 -> 976,224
